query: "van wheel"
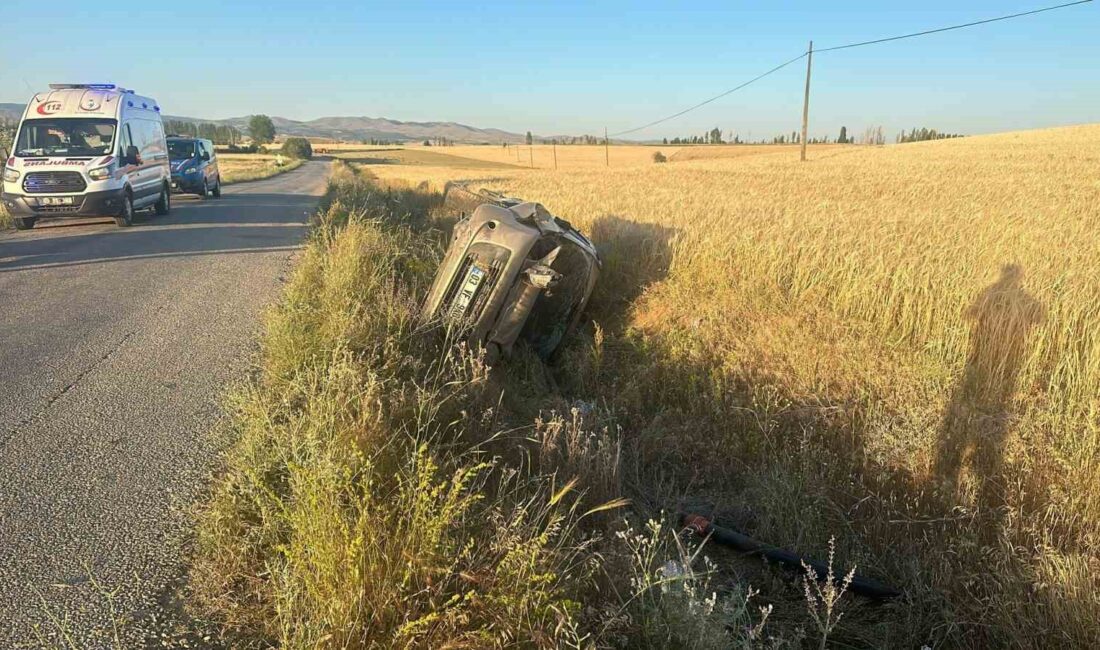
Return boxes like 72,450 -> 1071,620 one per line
211,178 -> 221,198
13,217 -> 37,230
114,193 -> 134,227
199,179 -> 209,199
154,185 -> 171,215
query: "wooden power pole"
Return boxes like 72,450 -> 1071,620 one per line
529,145 -> 533,168
800,40 -> 813,162
604,126 -> 609,167
553,140 -> 558,169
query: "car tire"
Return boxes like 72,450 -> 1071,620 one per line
13,217 -> 36,230
114,192 -> 134,227
154,184 -> 171,216
199,179 -> 208,199
211,178 -> 221,198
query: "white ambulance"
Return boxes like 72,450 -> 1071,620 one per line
1,84 -> 171,229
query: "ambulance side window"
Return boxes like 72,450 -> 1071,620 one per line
118,124 -> 132,157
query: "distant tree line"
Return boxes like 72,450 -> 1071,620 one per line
362,138 -> 400,145
164,120 -> 243,145
897,127 -> 964,143
0,117 -> 15,158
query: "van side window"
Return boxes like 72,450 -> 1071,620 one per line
129,120 -> 166,163
119,124 -> 133,157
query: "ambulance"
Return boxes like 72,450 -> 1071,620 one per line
1,84 -> 171,229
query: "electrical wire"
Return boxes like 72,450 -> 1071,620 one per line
817,0 -> 1092,52
608,0 -> 1092,137
608,52 -> 807,137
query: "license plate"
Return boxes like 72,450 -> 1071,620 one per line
38,196 -> 75,206
449,265 -> 485,319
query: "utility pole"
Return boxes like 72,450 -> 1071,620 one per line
529,145 -> 533,168
604,126 -> 609,167
800,40 -> 813,162
552,140 -> 558,169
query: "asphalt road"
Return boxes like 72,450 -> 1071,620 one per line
0,161 -> 329,648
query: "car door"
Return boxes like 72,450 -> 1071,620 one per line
119,122 -> 144,194
199,141 -> 213,185
206,141 -> 219,184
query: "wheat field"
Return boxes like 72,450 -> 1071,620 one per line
347,125 -> 1100,646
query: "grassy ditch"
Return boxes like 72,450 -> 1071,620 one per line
219,154 -> 305,184
193,162 -> 812,648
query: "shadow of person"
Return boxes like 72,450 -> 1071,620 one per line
934,264 -> 1044,534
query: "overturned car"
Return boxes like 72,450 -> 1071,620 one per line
422,185 -> 600,363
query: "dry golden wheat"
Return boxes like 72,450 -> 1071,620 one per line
355,125 -> 1100,646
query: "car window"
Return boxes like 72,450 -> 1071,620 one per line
168,140 -> 196,159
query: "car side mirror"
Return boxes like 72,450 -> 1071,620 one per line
124,145 -> 140,165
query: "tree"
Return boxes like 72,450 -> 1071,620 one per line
248,115 -> 276,145
838,126 -> 848,144
525,131 -> 533,145
0,117 -> 15,159
281,137 -> 313,160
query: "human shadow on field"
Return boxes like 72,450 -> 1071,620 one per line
933,264 -> 1044,534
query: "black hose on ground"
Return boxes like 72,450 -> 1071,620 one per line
680,512 -> 902,600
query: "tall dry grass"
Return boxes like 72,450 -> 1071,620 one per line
193,164 -> 642,648
347,124 -> 1100,647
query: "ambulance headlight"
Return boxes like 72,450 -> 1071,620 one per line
88,166 -> 112,181
1,167 -> 18,183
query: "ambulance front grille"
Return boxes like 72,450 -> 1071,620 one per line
23,171 -> 87,194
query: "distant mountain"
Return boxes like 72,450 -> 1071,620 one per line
176,114 -> 530,144
0,103 -> 23,122
0,103 -> 535,144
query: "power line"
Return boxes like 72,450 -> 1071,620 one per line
608,52 -> 807,137
609,0 -> 1092,138
817,0 -> 1092,52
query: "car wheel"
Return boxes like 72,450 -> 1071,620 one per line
13,217 -> 36,230
154,184 -> 171,215
211,178 -> 221,198
199,179 -> 209,199
114,192 -> 134,227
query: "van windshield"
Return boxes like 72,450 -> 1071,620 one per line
14,118 -> 117,157
168,140 -> 197,160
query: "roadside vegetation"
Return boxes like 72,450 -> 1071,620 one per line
193,161 -> 801,648
197,125 -> 1100,647
219,153 -> 304,185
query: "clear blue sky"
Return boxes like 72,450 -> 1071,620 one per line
3,1 -> 1096,140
